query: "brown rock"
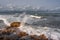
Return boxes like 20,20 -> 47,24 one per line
1,27 -> 15,35
39,34 -> 48,40
30,35 -> 36,38
10,22 -> 21,27
5,27 -> 16,32
17,31 -> 28,37
30,35 -> 40,40
30,34 -> 48,40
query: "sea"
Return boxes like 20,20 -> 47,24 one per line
0,12 -> 60,40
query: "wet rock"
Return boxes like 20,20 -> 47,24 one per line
17,32 -> 28,37
5,27 -> 16,32
10,22 -> 21,27
39,34 -> 48,40
30,35 -> 40,40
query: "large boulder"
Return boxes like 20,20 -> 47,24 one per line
10,22 -> 21,27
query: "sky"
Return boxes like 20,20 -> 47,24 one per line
0,0 -> 60,9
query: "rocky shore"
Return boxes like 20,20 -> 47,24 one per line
0,22 -> 53,40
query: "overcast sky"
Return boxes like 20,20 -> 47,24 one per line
0,0 -> 60,9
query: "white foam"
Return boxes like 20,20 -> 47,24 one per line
0,13 -> 60,40
0,17 -> 10,26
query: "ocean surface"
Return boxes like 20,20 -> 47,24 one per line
0,12 -> 60,40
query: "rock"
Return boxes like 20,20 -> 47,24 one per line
1,27 -> 15,35
29,34 -> 48,40
39,34 -> 48,40
30,35 -> 37,38
30,35 -> 40,40
17,32 -> 28,37
1,29 -> 11,35
10,22 -> 21,27
5,27 -> 16,32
